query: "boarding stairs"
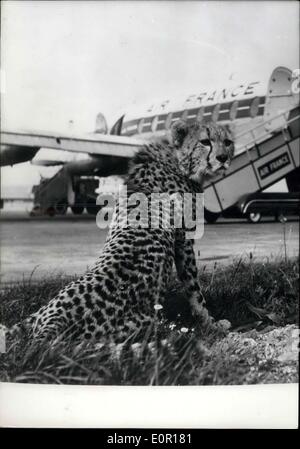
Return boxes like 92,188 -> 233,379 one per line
204,106 -> 300,214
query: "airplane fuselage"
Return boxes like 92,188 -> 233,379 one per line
119,81 -> 264,138
111,66 -> 298,153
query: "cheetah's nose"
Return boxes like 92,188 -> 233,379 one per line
216,154 -> 228,164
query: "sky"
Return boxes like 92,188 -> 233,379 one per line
1,0 -> 299,192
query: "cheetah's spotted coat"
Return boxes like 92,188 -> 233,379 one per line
2,121 -> 234,344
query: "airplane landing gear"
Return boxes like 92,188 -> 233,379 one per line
204,208 -> 220,224
71,206 -> 84,215
55,200 -> 68,215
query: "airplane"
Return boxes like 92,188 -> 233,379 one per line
1,66 -> 299,219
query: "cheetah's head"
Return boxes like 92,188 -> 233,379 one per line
171,120 -> 234,184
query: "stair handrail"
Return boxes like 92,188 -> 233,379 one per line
235,107 -> 300,156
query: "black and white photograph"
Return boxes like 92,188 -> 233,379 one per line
0,0 -> 299,428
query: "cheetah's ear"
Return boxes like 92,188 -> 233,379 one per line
223,123 -> 232,136
170,120 -> 189,148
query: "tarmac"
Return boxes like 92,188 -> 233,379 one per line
0,209 -> 299,283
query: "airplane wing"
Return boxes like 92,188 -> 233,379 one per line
0,130 -> 146,166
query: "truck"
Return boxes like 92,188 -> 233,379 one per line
30,168 -> 101,216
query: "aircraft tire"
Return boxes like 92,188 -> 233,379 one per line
86,199 -> 101,215
46,207 -> 56,217
71,206 -> 84,215
55,201 -> 68,215
86,205 -> 101,215
204,208 -> 220,224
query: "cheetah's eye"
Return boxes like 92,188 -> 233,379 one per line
224,139 -> 233,147
200,139 -> 211,146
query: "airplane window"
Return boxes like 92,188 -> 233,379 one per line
230,101 -> 239,120
197,107 -> 204,122
138,118 -> 145,134
151,116 -> 159,132
212,104 -> 220,122
250,97 -> 260,118
165,112 -> 173,129
181,110 -> 188,121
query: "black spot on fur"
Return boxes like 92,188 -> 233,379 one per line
106,307 -> 115,316
73,296 -> 80,306
67,288 -> 75,297
62,302 -> 73,311
76,306 -> 84,314
85,297 -> 94,309
105,278 -> 114,293
139,266 -> 153,275
130,274 -> 139,284
93,284 -> 102,296
123,261 -> 135,271
96,300 -> 106,308
95,275 -> 104,281
85,316 -> 93,325
92,310 -> 104,322
118,271 -> 130,282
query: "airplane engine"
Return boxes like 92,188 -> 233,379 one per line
0,145 -> 39,166
65,155 -> 128,177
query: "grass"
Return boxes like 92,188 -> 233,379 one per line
0,256 -> 298,385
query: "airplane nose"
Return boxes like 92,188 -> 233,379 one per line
216,154 -> 228,163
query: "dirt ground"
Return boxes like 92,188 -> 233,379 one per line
207,324 -> 298,384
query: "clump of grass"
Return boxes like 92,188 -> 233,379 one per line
0,273 -> 76,327
165,256 -> 299,329
0,257 -> 298,385
0,323 -> 221,385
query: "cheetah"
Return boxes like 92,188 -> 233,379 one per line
1,120 -> 234,345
